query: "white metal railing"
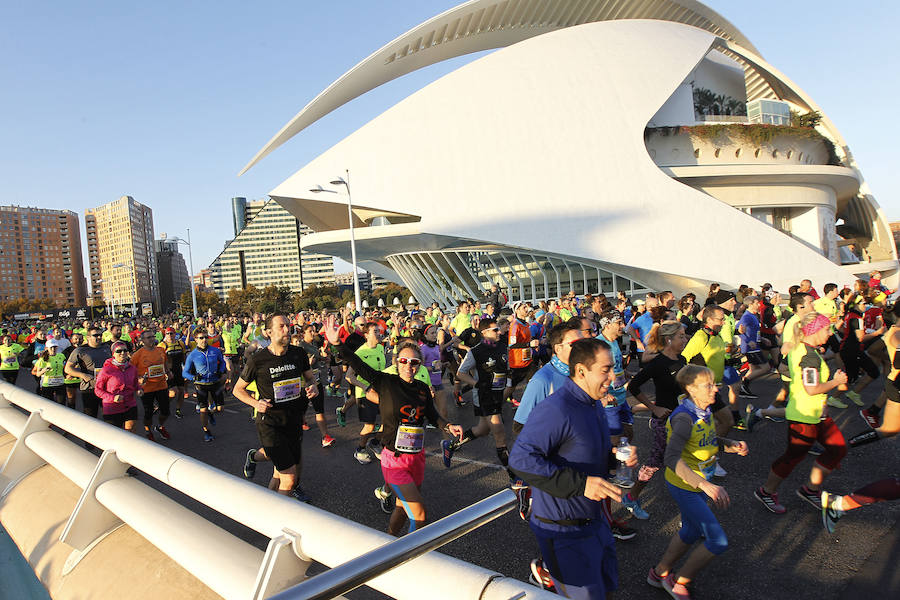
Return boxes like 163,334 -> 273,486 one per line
0,382 -> 553,600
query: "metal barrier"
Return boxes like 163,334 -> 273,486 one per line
0,382 -> 555,600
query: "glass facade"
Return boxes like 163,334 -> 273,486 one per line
386,247 -> 649,308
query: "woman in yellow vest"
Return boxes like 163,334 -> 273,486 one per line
755,312 -> 849,515
648,365 -> 749,599
32,339 -> 67,404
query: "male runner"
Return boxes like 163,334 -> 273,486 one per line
234,314 -> 319,498
182,330 -> 227,442
132,329 -> 172,441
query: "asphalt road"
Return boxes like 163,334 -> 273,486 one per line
9,366 -> 898,600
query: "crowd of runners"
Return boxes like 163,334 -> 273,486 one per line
1,274 -> 899,599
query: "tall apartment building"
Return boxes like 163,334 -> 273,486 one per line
334,271 -> 372,291
209,199 -> 335,298
155,239 -> 190,313
85,196 -> 159,313
0,206 -> 87,306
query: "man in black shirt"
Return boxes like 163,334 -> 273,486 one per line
233,314 -> 318,499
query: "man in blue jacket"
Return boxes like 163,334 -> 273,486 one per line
509,337 -> 637,599
182,330 -> 227,442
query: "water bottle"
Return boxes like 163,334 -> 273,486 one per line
615,437 -> 634,488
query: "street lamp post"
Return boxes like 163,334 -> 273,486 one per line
162,230 -> 198,319
310,169 -> 361,314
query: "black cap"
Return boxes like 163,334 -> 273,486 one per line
714,290 -> 736,304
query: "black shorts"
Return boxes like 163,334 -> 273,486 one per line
256,409 -> 302,471
761,333 -> 778,349
746,352 -> 767,366
358,397 -> 379,424
103,405 -> 138,427
169,371 -> 185,387
195,382 -> 224,409
1,370 -> 17,384
474,388 -> 504,417
140,389 -> 170,418
82,390 -> 101,416
840,348 -> 879,383
65,381 -> 80,389
306,384 -> 325,414
510,366 -> 532,388
39,385 -> 63,400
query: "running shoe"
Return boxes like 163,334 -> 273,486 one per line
302,421 -> 311,431
859,408 -> 879,429
826,396 -> 848,409
374,485 -> 393,514
146,431 -> 156,442
154,425 -> 171,440
441,439 -> 455,468
845,390 -> 864,407
321,435 -> 335,448
739,382 -> 758,399
849,429 -> 879,447
754,486 -> 786,514
242,449 -> 256,479
821,491 -> 844,534
366,438 -> 383,460
455,393 -> 468,407
290,486 -> 311,503
335,406 -> 346,427
511,479 -> 531,520
622,493 -> 650,520
714,464 -> 727,477
354,448 -> 372,464
203,430 -> 215,443
765,410 -> 786,423
528,559 -> 555,592
745,404 -> 762,433
796,486 -> 822,509
611,520 -> 637,540
732,415 -> 748,431
195,404 -> 200,414
807,443 -> 824,456
207,411 -> 216,426
175,408 -> 183,419
509,398 -> 520,408
662,574 -> 692,600
647,567 -> 664,588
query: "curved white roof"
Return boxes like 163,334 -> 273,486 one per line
240,0 -> 759,174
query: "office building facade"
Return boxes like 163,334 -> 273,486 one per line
85,196 -> 159,313
155,239 -> 191,313
0,206 -> 87,306
208,199 -> 334,299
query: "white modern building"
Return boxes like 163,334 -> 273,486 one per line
242,0 -> 897,307
207,199 -> 335,299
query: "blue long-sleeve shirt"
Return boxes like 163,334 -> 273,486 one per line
509,377 -> 613,540
182,346 -> 226,384
513,357 -> 570,425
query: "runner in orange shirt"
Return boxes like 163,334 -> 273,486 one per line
132,329 -> 173,441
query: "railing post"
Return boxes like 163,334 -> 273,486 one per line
0,409 -> 50,497
253,528 -> 311,600
59,449 -> 129,573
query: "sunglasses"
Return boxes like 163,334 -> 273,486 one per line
396,357 -> 421,367
485,327 -> 500,332
90,334 -> 102,338
195,336 -> 207,340
114,349 -> 129,354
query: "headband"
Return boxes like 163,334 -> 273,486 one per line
801,313 -> 831,336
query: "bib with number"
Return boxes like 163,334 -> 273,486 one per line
698,457 -> 717,481
44,375 -> 64,387
394,424 -> 425,453
273,377 -> 301,403
2,356 -> 16,365
491,372 -> 508,390
147,364 -> 166,378
431,359 -> 442,373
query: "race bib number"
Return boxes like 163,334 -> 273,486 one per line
147,364 -> 166,378
521,347 -> 532,361
431,359 -> 442,373
44,376 -> 64,387
394,424 -> 425,453
698,457 -> 717,481
273,377 -> 301,403
94,367 -> 103,378
491,372 -> 508,390
612,369 -> 627,390
2,356 -> 15,365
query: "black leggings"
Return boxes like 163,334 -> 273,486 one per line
1,370 -> 17,384
839,347 -> 879,384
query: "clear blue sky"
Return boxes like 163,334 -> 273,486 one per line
2,1 -> 897,278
